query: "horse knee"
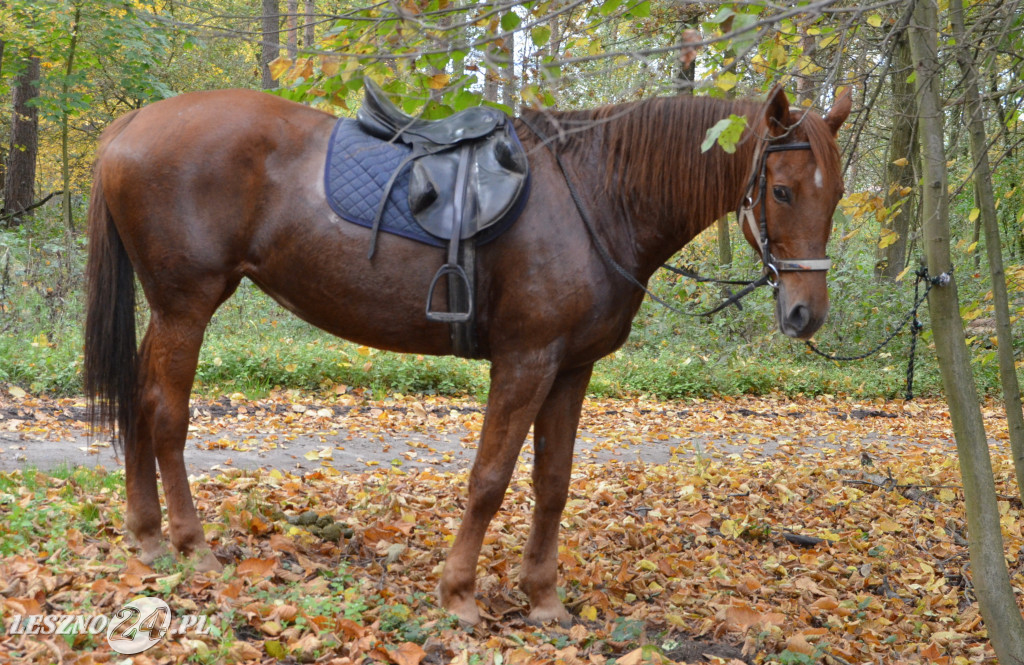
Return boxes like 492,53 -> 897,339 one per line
468,470 -> 511,515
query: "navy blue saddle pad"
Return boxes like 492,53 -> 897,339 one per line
324,118 -> 527,247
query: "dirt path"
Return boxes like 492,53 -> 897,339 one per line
0,392 -> 977,476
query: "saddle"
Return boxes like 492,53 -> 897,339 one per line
354,79 -> 530,353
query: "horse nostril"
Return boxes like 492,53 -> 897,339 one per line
788,304 -> 811,332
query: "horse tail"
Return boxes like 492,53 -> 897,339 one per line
83,112 -> 139,450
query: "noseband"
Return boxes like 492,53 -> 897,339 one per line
739,140 -> 832,288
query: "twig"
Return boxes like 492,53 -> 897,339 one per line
0,190 -> 63,224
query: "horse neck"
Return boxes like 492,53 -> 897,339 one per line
554,96 -> 762,281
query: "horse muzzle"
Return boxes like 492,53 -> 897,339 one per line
775,281 -> 828,339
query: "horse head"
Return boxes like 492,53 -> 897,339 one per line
741,87 -> 851,339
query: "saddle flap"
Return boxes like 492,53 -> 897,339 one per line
409,128 -> 528,240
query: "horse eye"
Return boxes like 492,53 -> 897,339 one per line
772,185 -> 792,203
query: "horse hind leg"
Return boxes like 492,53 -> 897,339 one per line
131,279 -> 239,571
520,364 -> 592,625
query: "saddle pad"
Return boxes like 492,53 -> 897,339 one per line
324,118 -> 528,248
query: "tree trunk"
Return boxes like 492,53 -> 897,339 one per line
60,5 -> 81,232
909,2 -> 1024,662
951,0 -> 1024,505
0,3 -> 6,198
796,31 -> 815,105
877,30 -> 918,280
286,0 -> 298,58
303,0 -> 314,48
3,55 -> 40,225
260,0 -> 280,90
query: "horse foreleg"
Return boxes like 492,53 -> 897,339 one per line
520,364 -> 592,625
439,358 -> 559,625
136,313 -> 222,572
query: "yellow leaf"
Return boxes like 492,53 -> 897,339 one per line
8,385 -> 26,399
967,241 -> 978,254
867,13 -> 882,27
892,157 -> 909,167
638,559 -> 658,572
284,363 -> 297,372
939,488 -> 956,502
878,229 -> 899,249
268,56 -> 292,80
304,450 -> 319,461
720,519 -> 741,538
357,345 -> 372,356
716,72 -> 738,92
320,55 -> 340,77
428,73 -> 450,90
580,605 -> 598,621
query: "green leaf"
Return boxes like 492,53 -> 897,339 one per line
452,89 -> 482,111
701,114 -> 749,154
601,0 -> 622,16
630,1 -> 651,18
500,11 -> 521,31
531,25 -> 552,47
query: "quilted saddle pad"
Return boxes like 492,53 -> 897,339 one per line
324,118 -> 525,248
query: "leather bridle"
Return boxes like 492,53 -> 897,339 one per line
739,139 -> 832,289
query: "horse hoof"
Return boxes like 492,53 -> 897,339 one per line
191,550 -> 223,574
137,543 -> 170,566
527,604 -> 572,628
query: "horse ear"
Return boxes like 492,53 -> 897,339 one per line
824,87 -> 853,136
764,85 -> 791,136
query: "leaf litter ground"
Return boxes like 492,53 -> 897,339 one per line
1,388 -> 1022,664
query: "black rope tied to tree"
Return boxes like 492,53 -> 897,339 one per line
803,266 -> 953,400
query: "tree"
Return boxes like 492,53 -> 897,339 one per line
876,29 -> 917,281
950,0 -> 1024,505
261,0 -> 280,90
2,54 -> 40,224
908,0 -> 1024,660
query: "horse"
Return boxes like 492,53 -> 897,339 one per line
84,83 -> 851,625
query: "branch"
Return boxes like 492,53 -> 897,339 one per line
0,191 -> 62,225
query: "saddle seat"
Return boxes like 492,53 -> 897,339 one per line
352,78 -> 530,344
357,79 -> 506,147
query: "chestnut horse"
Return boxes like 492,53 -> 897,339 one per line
84,85 -> 850,625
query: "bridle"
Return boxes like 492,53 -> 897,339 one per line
739,138 -> 832,289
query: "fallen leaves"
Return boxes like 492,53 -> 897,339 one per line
0,390 -> 1021,664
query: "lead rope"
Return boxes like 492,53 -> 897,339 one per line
803,266 -> 952,399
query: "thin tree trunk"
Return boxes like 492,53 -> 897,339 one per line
796,31 -> 815,105
303,0 -> 314,48
909,2 -> 1024,661
60,5 -> 81,232
951,0 -> 1024,505
260,0 -> 280,89
3,55 -> 40,224
877,30 -> 917,280
286,0 -> 298,58
0,1 -> 6,198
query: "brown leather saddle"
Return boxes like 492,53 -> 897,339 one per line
356,79 -> 530,356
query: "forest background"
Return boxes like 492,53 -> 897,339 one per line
4,2 -> 1024,663
0,0 -> 1022,403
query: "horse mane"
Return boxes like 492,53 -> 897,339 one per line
523,94 -> 841,238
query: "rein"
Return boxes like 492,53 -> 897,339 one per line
518,114 -> 827,317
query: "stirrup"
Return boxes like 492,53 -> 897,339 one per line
425,264 -> 473,323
